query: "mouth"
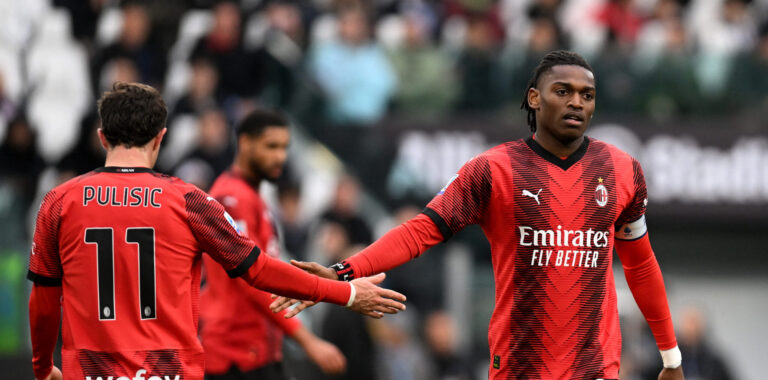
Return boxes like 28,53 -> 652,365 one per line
562,112 -> 585,127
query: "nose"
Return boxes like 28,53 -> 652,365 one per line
567,94 -> 583,110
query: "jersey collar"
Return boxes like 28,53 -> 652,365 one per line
525,136 -> 590,170
95,166 -> 156,173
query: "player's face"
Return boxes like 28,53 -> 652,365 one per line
244,126 -> 290,182
531,65 -> 596,143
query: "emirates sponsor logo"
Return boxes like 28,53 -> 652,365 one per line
519,226 -> 611,268
518,226 -> 610,248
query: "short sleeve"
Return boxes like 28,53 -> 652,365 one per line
423,155 -> 492,240
185,188 -> 260,278
28,190 -> 64,286
615,159 -> 649,238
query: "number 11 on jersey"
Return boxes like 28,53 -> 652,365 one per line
84,227 -> 156,321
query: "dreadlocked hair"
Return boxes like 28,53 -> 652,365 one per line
520,50 -> 593,132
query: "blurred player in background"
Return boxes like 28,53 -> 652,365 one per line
273,51 -> 685,380
27,82 -> 406,380
200,109 -> 346,379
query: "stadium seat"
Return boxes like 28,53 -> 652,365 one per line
26,9 -> 90,162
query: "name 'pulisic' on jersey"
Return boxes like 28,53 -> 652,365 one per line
83,185 -> 163,208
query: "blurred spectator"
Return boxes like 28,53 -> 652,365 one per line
371,311 -> 431,380
98,58 -> 140,96
727,21 -> 768,111
692,0 -> 757,94
308,6 -> 396,125
673,306 -> 735,380
0,116 -> 45,213
595,0 -> 646,49
93,2 -> 166,89
0,72 -> 18,137
251,0 -> 308,107
190,0 -> 260,99
170,58 -> 219,118
634,12 -> 700,117
56,111 -> 105,181
319,174 -> 373,252
320,299 -> 376,380
54,0 -> 105,44
424,311 -> 474,380
456,16 -> 504,111
277,181 -> 311,260
173,108 -> 234,189
389,10 -> 457,117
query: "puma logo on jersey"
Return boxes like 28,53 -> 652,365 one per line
522,189 -> 542,205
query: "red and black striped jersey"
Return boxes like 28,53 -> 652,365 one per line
424,137 -> 648,379
28,167 -> 260,380
200,168 -> 301,373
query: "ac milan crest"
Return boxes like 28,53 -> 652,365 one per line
595,178 -> 608,207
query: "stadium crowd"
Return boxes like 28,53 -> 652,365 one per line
0,0 -> 748,378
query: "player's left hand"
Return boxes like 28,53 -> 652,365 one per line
302,336 -> 347,374
270,259 -> 338,317
37,366 -> 62,380
270,295 -> 315,318
658,366 -> 684,380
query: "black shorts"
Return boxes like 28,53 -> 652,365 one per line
205,362 -> 287,380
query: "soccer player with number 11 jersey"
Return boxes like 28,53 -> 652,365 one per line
274,51 -> 686,380
27,83 -> 406,380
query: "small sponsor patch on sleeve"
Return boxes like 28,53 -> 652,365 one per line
492,355 -> 500,369
223,211 -> 243,235
438,174 -> 459,195
615,214 -> 647,241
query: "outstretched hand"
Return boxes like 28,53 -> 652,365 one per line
347,273 -> 407,318
658,366 -> 684,380
270,269 -> 407,319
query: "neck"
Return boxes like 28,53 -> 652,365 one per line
104,145 -> 153,168
533,131 -> 584,158
234,157 -> 262,186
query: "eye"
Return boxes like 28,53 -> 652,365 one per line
556,88 -> 568,96
583,92 -> 594,100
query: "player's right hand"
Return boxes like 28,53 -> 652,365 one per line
658,366 -> 684,380
347,273 -> 406,318
37,366 -> 62,380
290,260 -> 339,280
302,336 -> 347,374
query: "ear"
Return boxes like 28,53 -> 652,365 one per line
152,128 -> 167,151
527,87 -> 541,110
97,128 -> 111,150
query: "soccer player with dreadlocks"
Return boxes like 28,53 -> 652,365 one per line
273,50 -> 685,380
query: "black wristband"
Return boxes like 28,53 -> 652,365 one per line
329,261 -> 355,281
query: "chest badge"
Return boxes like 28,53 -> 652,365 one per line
522,188 -> 542,205
595,177 -> 608,207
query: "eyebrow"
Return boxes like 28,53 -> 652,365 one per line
551,81 -> 596,92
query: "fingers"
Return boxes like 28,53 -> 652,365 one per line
367,272 -> 386,285
270,297 -> 300,313
377,297 -> 406,311
372,305 -> 401,314
290,259 -> 313,271
283,301 -> 315,318
377,288 -> 407,302
362,310 -> 385,318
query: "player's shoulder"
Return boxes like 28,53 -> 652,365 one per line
587,137 -> 640,167
151,172 -> 206,198
44,170 -> 101,201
